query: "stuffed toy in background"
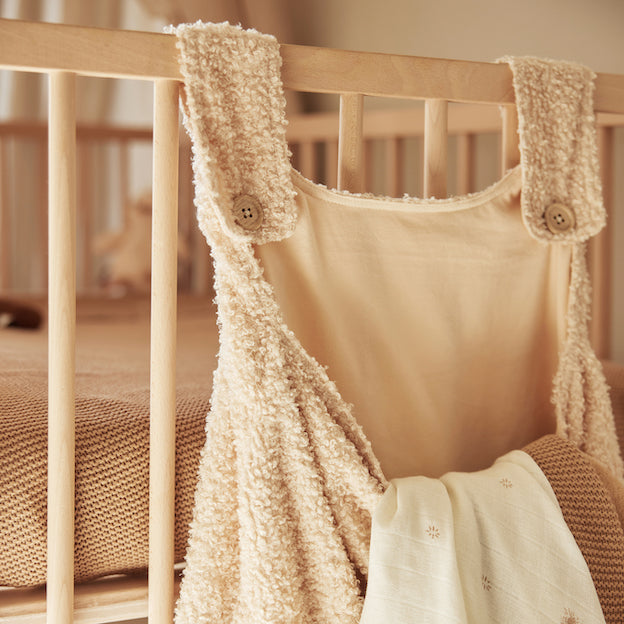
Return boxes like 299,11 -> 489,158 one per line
95,190 -> 190,295
0,298 -> 42,329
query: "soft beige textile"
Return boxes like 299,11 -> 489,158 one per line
0,296 -> 215,587
172,21 -> 623,624
260,167 -> 568,479
360,449 -> 605,623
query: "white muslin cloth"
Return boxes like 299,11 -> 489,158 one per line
360,450 -> 605,624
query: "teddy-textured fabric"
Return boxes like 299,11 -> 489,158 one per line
172,21 -> 624,624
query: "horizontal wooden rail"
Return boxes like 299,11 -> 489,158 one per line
0,108 -> 620,145
0,572 -> 183,623
0,121 -> 153,141
1,19 -> 624,112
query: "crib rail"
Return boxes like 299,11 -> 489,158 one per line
2,18 -> 624,113
0,17 -> 623,624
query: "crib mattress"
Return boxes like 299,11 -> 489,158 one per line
0,296 -> 217,588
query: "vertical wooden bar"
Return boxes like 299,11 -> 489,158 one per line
149,79 -> 179,624
590,125 -> 613,358
119,139 -> 130,228
456,133 -> 474,195
501,104 -> 520,174
298,140 -> 315,180
324,140 -> 338,190
385,137 -> 403,197
47,71 -> 76,624
364,139 -> 373,193
424,99 -> 448,198
337,94 -> 364,193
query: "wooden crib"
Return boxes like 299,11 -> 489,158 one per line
0,17 -> 623,624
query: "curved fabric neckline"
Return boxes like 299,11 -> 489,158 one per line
289,163 -> 523,214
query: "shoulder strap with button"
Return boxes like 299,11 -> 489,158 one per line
504,56 -> 623,478
172,21 -> 298,247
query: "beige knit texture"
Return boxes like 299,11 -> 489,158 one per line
0,297 -> 212,587
173,26 -> 623,623
524,434 -> 624,622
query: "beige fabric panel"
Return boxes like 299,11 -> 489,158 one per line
257,167 -> 571,479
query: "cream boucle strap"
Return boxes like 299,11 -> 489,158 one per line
501,56 -> 606,244
173,21 -> 298,245
505,57 -> 621,477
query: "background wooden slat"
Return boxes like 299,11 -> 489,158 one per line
337,93 -> 364,192
424,99 -> 448,198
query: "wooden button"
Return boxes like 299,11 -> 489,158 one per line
545,203 -> 576,233
232,194 -> 263,231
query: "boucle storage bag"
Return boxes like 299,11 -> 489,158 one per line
171,22 -> 623,623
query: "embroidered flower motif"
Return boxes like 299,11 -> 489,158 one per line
426,524 -> 440,540
499,477 -> 513,489
481,575 -> 492,591
560,608 -> 580,624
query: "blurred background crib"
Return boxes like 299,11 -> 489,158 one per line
2,104 -> 623,356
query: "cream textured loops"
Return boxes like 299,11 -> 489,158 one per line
170,21 -> 623,624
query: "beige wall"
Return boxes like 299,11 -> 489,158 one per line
291,0 -> 624,72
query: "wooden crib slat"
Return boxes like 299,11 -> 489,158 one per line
590,125 -> 614,359
424,99 -> 448,198
47,70 -> 77,624
385,137 -> 403,197
501,104 -> 520,173
298,140 -> 316,180
324,140 -> 338,190
456,133 -> 474,195
149,78 -> 179,624
338,93 -> 364,193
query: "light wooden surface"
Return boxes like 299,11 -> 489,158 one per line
324,140 -> 338,190
298,140 -> 315,179
423,99 -> 448,198
384,137 -> 403,197
592,125 -> 614,359
455,133 -> 474,195
2,19 -> 624,113
47,71 -> 77,624
149,79 -> 179,624
285,106 -> 624,143
0,572 -> 182,623
337,93 -> 364,192
501,104 -> 520,173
